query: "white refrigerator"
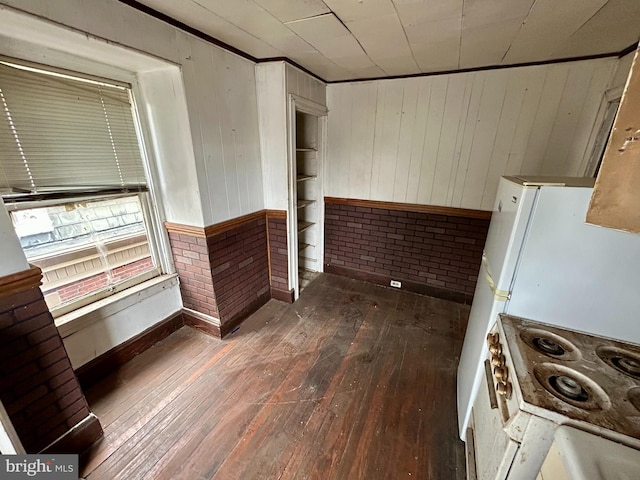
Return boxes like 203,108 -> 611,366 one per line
457,175 -> 640,439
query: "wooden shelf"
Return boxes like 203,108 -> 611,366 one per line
296,174 -> 316,182
297,221 -> 314,233
297,199 -> 316,209
296,147 -> 317,152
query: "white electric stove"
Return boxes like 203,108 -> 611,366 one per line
468,314 -> 640,480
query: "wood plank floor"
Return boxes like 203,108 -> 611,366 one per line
81,273 -> 469,480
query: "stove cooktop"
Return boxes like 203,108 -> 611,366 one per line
498,315 -> 640,440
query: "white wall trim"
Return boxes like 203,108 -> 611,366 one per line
290,94 -> 329,116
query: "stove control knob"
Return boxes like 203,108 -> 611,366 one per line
489,343 -> 502,356
491,354 -> 505,367
496,381 -> 512,399
493,366 -> 508,381
486,333 -> 499,346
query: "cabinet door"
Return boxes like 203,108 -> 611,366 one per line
472,364 -> 518,480
587,46 -> 640,232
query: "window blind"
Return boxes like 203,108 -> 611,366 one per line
0,61 -> 146,194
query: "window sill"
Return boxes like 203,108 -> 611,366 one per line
55,273 -> 179,338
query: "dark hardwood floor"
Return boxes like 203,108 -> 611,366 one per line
81,273 -> 469,479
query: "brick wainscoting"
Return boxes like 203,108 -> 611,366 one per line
207,214 -> 270,335
166,209 -> 292,338
167,230 -> 219,319
324,198 -> 491,304
266,211 -> 292,302
0,266 -> 102,453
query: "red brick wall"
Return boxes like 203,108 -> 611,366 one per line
267,216 -> 289,294
208,217 -> 270,330
168,232 -> 218,318
47,257 -> 154,303
324,202 -> 489,302
0,272 -> 100,452
167,212 -> 280,336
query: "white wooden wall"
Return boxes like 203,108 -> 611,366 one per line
257,62 -> 326,211
285,64 -> 327,106
0,0 -> 264,226
326,58 -> 621,211
257,62 -> 288,211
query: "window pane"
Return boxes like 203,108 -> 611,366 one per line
11,195 -> 157,310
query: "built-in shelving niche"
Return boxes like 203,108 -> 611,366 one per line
295,110 -> 321,293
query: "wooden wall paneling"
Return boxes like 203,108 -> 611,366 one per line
392,81 -> 420,202
312,75 -> 326,107
326,85 -> 350,197
540,62 -> 598,175
285,64 -> 327,107
566,60 -> 617,175
405,78 -> 433,203
445,74 -> 475,206
459,70 -> 510,209
502,66 -> 547,175
450,72 -> 485,207
325,58 -> 618,211
368,82 -> 389,200
373,82 -> 404,200
429,74 -> 467,206
336,86 -> 353,198
214,52 -> 242,221
520,65 -> 571,174
223,51 -> 264,216
348,83 -> 377,199
182,37 -> 218,222
478,70 -> 529,210
257,63 -> 288,211
417,75 -> 447,205
301,68 -> 312,100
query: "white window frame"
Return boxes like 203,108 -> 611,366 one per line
5,191 -> 163,318
1,61 -> 174,320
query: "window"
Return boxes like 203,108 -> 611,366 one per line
0,58 -> 163,317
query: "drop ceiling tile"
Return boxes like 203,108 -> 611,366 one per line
253,0 -> 330,23
346,14 -> 421,74
137,0 -> 283,57
285,13 -> 364,58
284,12 -> 385,73
552,0 -> 640,58
411,39 -> 460,72
322,0 -> 396,23
394,1 -> 462,72
288,51 -> 355,81
502,0 -> 609,64
393,0 -> 462,27
135,0 -> 640,81
459,0 -> 534,67
460,20 -> 526,68
462,0 -> 533,23
190,0 -> 323,56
